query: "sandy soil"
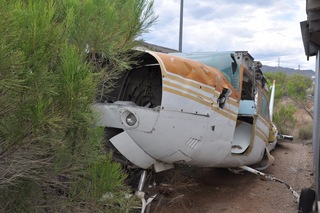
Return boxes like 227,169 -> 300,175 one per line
150,140 -> 313,213
133,102 -> 315,213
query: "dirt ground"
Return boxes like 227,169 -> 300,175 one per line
149,108 -> 314,213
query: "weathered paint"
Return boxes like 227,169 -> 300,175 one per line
93,50 -> 277,170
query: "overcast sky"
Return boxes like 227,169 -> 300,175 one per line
141,0 -> 316,71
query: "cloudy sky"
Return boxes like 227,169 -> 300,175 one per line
141,0 -> 316,71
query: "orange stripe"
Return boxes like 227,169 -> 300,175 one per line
163,86 -> 237,122
163,80 -> 211,101
164,74 -> 239,108
151,51 -> 240,101
163,87 -> 211,107
164,72 -> 216,94
211,106 -> 237,122
163,81 -> 238,118
164,80 -> 238,117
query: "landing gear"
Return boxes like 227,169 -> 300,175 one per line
298,188 -> 316,213
135,170 -> 157,213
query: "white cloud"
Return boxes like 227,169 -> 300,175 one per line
142,0 -> 315,70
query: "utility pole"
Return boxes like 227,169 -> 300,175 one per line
179,0 -> 184,52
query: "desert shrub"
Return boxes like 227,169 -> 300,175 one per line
0,0 -> 156,212
298,125 -> 313,140
273,103 -> 296,135
264,72 -> 287,101
265,72 -> 313,118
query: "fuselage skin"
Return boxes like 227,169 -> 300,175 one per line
93,51 -> 276,171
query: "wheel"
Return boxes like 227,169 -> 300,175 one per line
299,188 -> 316,213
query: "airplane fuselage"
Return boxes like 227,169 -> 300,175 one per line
93,51 -> 277,172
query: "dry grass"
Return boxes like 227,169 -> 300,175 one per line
151,169 -> 198,212
293,107 -> 313,139
298,125 -> 313,140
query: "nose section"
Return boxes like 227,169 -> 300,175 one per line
118,52 -> 163,109
92,51 -> 164,131
92,102 -> 159,132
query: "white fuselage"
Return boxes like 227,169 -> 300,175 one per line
93,51 -> 275,171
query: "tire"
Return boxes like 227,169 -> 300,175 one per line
299,188 -> 316,213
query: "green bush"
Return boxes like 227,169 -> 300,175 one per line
264,72 -> 287,101
265,72 -> 313,119
0,0 -> 156,212
273,103 -> 296,135
298,125 -> 313,140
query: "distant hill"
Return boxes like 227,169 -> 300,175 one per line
261,65 -> 315,78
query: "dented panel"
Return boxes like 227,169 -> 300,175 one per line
92,50 -> 276,170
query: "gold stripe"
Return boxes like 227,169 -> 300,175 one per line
227,98 -> 239,107
258,115 -> 270,128
165,72 -> 216,94
163,80 -> 212,102
256,131 -> 265,142
149,51 -> 240,107
164,80 -> 238,117
256,127 -> 268,143
256,125 -> 268,137
163,86 -> 237,122
163,87 -> 211,107
222,104 -> 238,117
211,106 -> 237,122
256,131 -> 268,145
257,125 -> 268,139
165,73 -> 239,108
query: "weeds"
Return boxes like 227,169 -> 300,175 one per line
298,125 -> 313,140
273,103 -> 296,135
152,169 -> 198,212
